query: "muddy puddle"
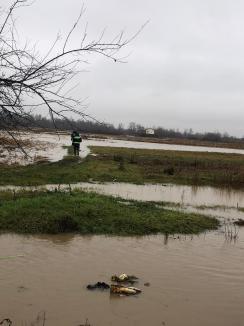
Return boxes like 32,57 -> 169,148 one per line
1,230 -> 244,326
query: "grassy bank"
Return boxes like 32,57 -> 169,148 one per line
0,146 -> 244,188
0,190 -> 219,235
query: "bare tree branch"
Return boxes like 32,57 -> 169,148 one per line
0,0 -> 146,153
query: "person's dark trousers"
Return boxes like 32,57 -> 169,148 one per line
73,144 -> 80,156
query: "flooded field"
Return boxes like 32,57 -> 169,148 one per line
1,181 -> 244,208
38,134 -> 244,162
2,132 -> 244,165
1,182 -> 244,222
1,230 -> 244,326
72,182 -> 244,207
1,132 -> 244,325
84,138 -> 244,155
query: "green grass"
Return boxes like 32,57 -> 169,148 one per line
91,146 -> 244,187
0,190 -> 219,235
0,146 -> 244,187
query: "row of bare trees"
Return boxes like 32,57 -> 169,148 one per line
0,0 -> 145,143
10,113 -> 240,143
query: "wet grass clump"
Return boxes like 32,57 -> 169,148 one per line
0,191 -> 219,235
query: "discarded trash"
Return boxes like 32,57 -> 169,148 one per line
111,274 -> 138,283
87,274 -> 143,297
87,282 -> 110,290
110,284 -> 142,295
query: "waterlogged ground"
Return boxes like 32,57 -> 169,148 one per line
1,132 -> 244,325
2,132 -> 244,165
1,230 -> 244,326
1,182 -> 244,221
1,182 -> 244,206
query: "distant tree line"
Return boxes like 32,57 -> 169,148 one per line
4,113 -> 243,143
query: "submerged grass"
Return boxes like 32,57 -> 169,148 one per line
0,190 -> 219,235
1,145 -> 244,188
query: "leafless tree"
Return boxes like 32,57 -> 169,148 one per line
0,0 -> 145,143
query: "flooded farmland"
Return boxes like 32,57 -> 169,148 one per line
1,182 -> 244,206
1,230 -> 244,326
2,0 -> 244,323
2,132 -> 244,165
1,132 -> 244,325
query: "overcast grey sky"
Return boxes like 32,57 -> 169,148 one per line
7,0 -> 244,136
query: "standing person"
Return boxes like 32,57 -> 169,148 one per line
71,131 -> 82,156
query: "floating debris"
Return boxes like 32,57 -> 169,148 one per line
87,282 -> 110,290
110,284 -> 142,295
87,274 -> 143,296
111,273 -> 138,284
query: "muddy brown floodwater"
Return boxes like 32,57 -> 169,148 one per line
1,230 -> 244,326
